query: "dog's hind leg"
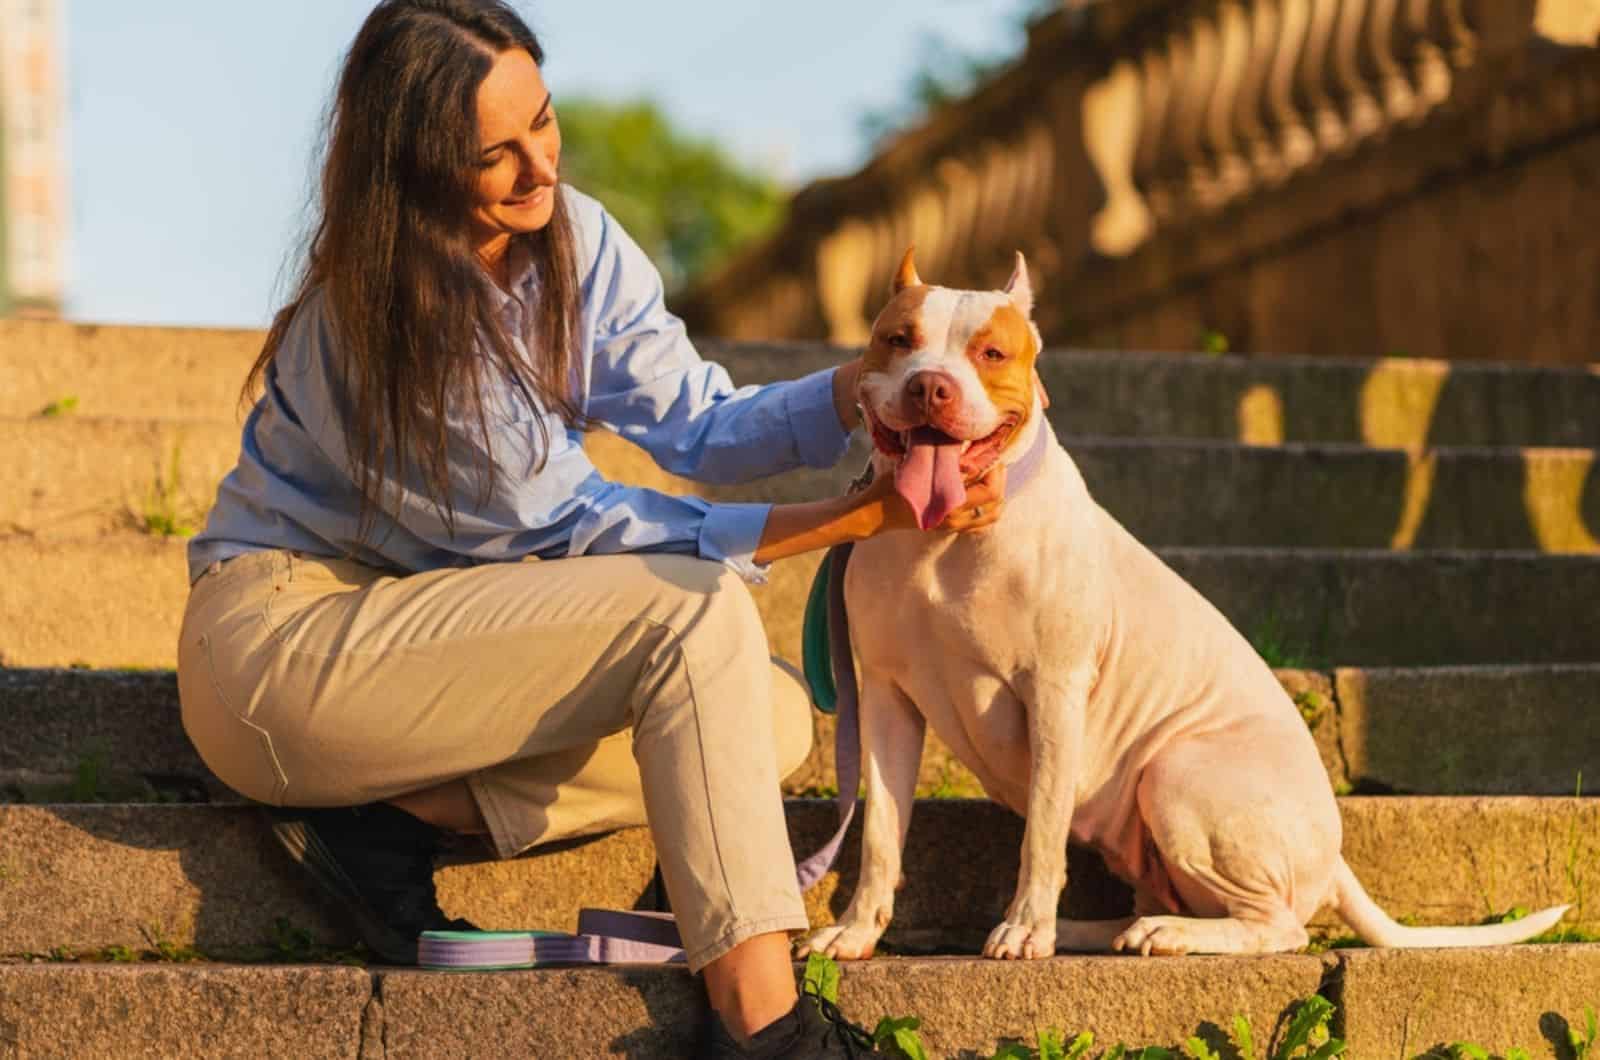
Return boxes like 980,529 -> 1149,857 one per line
1111,719 -> 1340,956
796,676 -> 924,961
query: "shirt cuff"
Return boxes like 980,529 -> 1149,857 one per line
785,367 -> 855,469
699,502 -> 774,584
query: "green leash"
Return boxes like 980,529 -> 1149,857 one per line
801,550 -> 837,714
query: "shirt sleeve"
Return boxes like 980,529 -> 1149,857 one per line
281,294 -> 777,581
579,205 -> 854,484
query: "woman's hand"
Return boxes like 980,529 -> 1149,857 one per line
752,461 -> 1007,566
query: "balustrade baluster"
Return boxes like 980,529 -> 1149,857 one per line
1170,12 -> 1225,217
1233,0 -> 1287,185
1135,33 -> 1183,222
1331,0 -> 1386,146
1265,0 -> 1318,174
1298,0 -> 1347,154
1404,0 -> 1455,115
1204,0 -> 1257,205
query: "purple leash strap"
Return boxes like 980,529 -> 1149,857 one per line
794,420 -> 1051,890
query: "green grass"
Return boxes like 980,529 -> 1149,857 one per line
37,395 -> 78,417
135,441 -> 201,538
1249,610 -> 1325,671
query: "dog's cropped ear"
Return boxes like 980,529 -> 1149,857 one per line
1004,251 -> 1034,317
893,246 -> 923,294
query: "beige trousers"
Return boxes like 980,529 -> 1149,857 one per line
176,548 -> 814,970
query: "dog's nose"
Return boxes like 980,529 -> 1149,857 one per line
907,371 -> 958,412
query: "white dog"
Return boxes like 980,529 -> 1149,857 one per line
799,250 -> 1567,960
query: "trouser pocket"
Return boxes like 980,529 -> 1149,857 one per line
176,552 -> 291,804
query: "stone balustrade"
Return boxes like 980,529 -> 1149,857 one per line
1087,0 -> 1542,254
676,0 -> 1600,358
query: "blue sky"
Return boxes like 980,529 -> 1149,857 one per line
64,1 -> 1034,328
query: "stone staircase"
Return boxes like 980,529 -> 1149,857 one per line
2,318 -> 1598,1057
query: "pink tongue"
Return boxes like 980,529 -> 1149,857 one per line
894,427 -> 967,530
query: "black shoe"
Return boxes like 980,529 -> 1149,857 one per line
704,991 -> 883,1058
265,802 -> 479,964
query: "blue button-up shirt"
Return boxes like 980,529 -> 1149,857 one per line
188,188 -> 853,584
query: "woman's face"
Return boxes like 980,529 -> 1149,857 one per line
470,48 -> 561,252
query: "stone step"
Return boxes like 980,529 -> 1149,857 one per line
5,534 -> 1599,670
1,798 -> 1592,961
7,665 -> 1595,801
5,317 -> 1597,446
5,946 -> 1597,1059
699,340 -> 1600,449
0,320 -> 261,422
10,415 -> 1599,553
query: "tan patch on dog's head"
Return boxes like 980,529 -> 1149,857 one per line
966,301 -> 1040,425
863,285 -> 930,375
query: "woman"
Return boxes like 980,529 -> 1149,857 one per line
177,1 -> 1001,1056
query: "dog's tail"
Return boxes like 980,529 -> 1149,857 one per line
1332,859 -> 1569,948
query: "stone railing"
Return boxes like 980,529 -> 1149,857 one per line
1084,0 -> 1549,255
676,0 -> 1600,358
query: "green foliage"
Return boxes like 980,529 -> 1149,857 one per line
1249,610 -> 1322,671
557,98 -> 786,293
138,441 -> 201,538
802,951 -> 841,1006
69,746 -> 108,802
1575,1005 -> 1598,1060
1273,996 -> 1345,1059
1234,1014 -> 1258,1060
874,1015 -> 931,1060
39,395 -> 78,417
856,2 -> 1051,148
1293,691 -> 1330,732
1199,329 -> 1232,356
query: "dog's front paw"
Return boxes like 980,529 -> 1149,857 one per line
982,914 -> 1057,960
1112,916 -> 1195,957
795,920 -> 883,962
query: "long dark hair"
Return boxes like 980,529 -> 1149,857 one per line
245,0 -> 584,539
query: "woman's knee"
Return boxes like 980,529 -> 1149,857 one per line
645,556 -> 769,664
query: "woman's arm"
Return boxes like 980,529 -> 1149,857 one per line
578,198 -> 856,484
753,461 -> 1006,566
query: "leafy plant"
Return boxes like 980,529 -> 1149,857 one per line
1293,691 -> 1331,732
874,1015 -> 931,1060
1250,610 -> 1320,671
1272,996 -> 1345,1058
68,746 -> 109,802
558,98 -> 786,293
802,951 -> 841,1005
38,395 -> 78,417
1199,329 -> 1231,356
137,441 -> 201,538
1572,1006 -> 1598,1060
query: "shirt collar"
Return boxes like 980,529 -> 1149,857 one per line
486,239 -> 539,322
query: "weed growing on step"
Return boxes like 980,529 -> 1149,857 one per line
802,953 -> 1351,1059
135,441 -> 201,538
1560,772 -> 1589,944
1250,610 -> 1324,671
37,395 -> 78,417
1197,329 -> 1231,357
1293,691 -> 1331,732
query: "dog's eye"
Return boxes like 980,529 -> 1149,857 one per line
981,347 -> 1007,362
887,334 -> 913,350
